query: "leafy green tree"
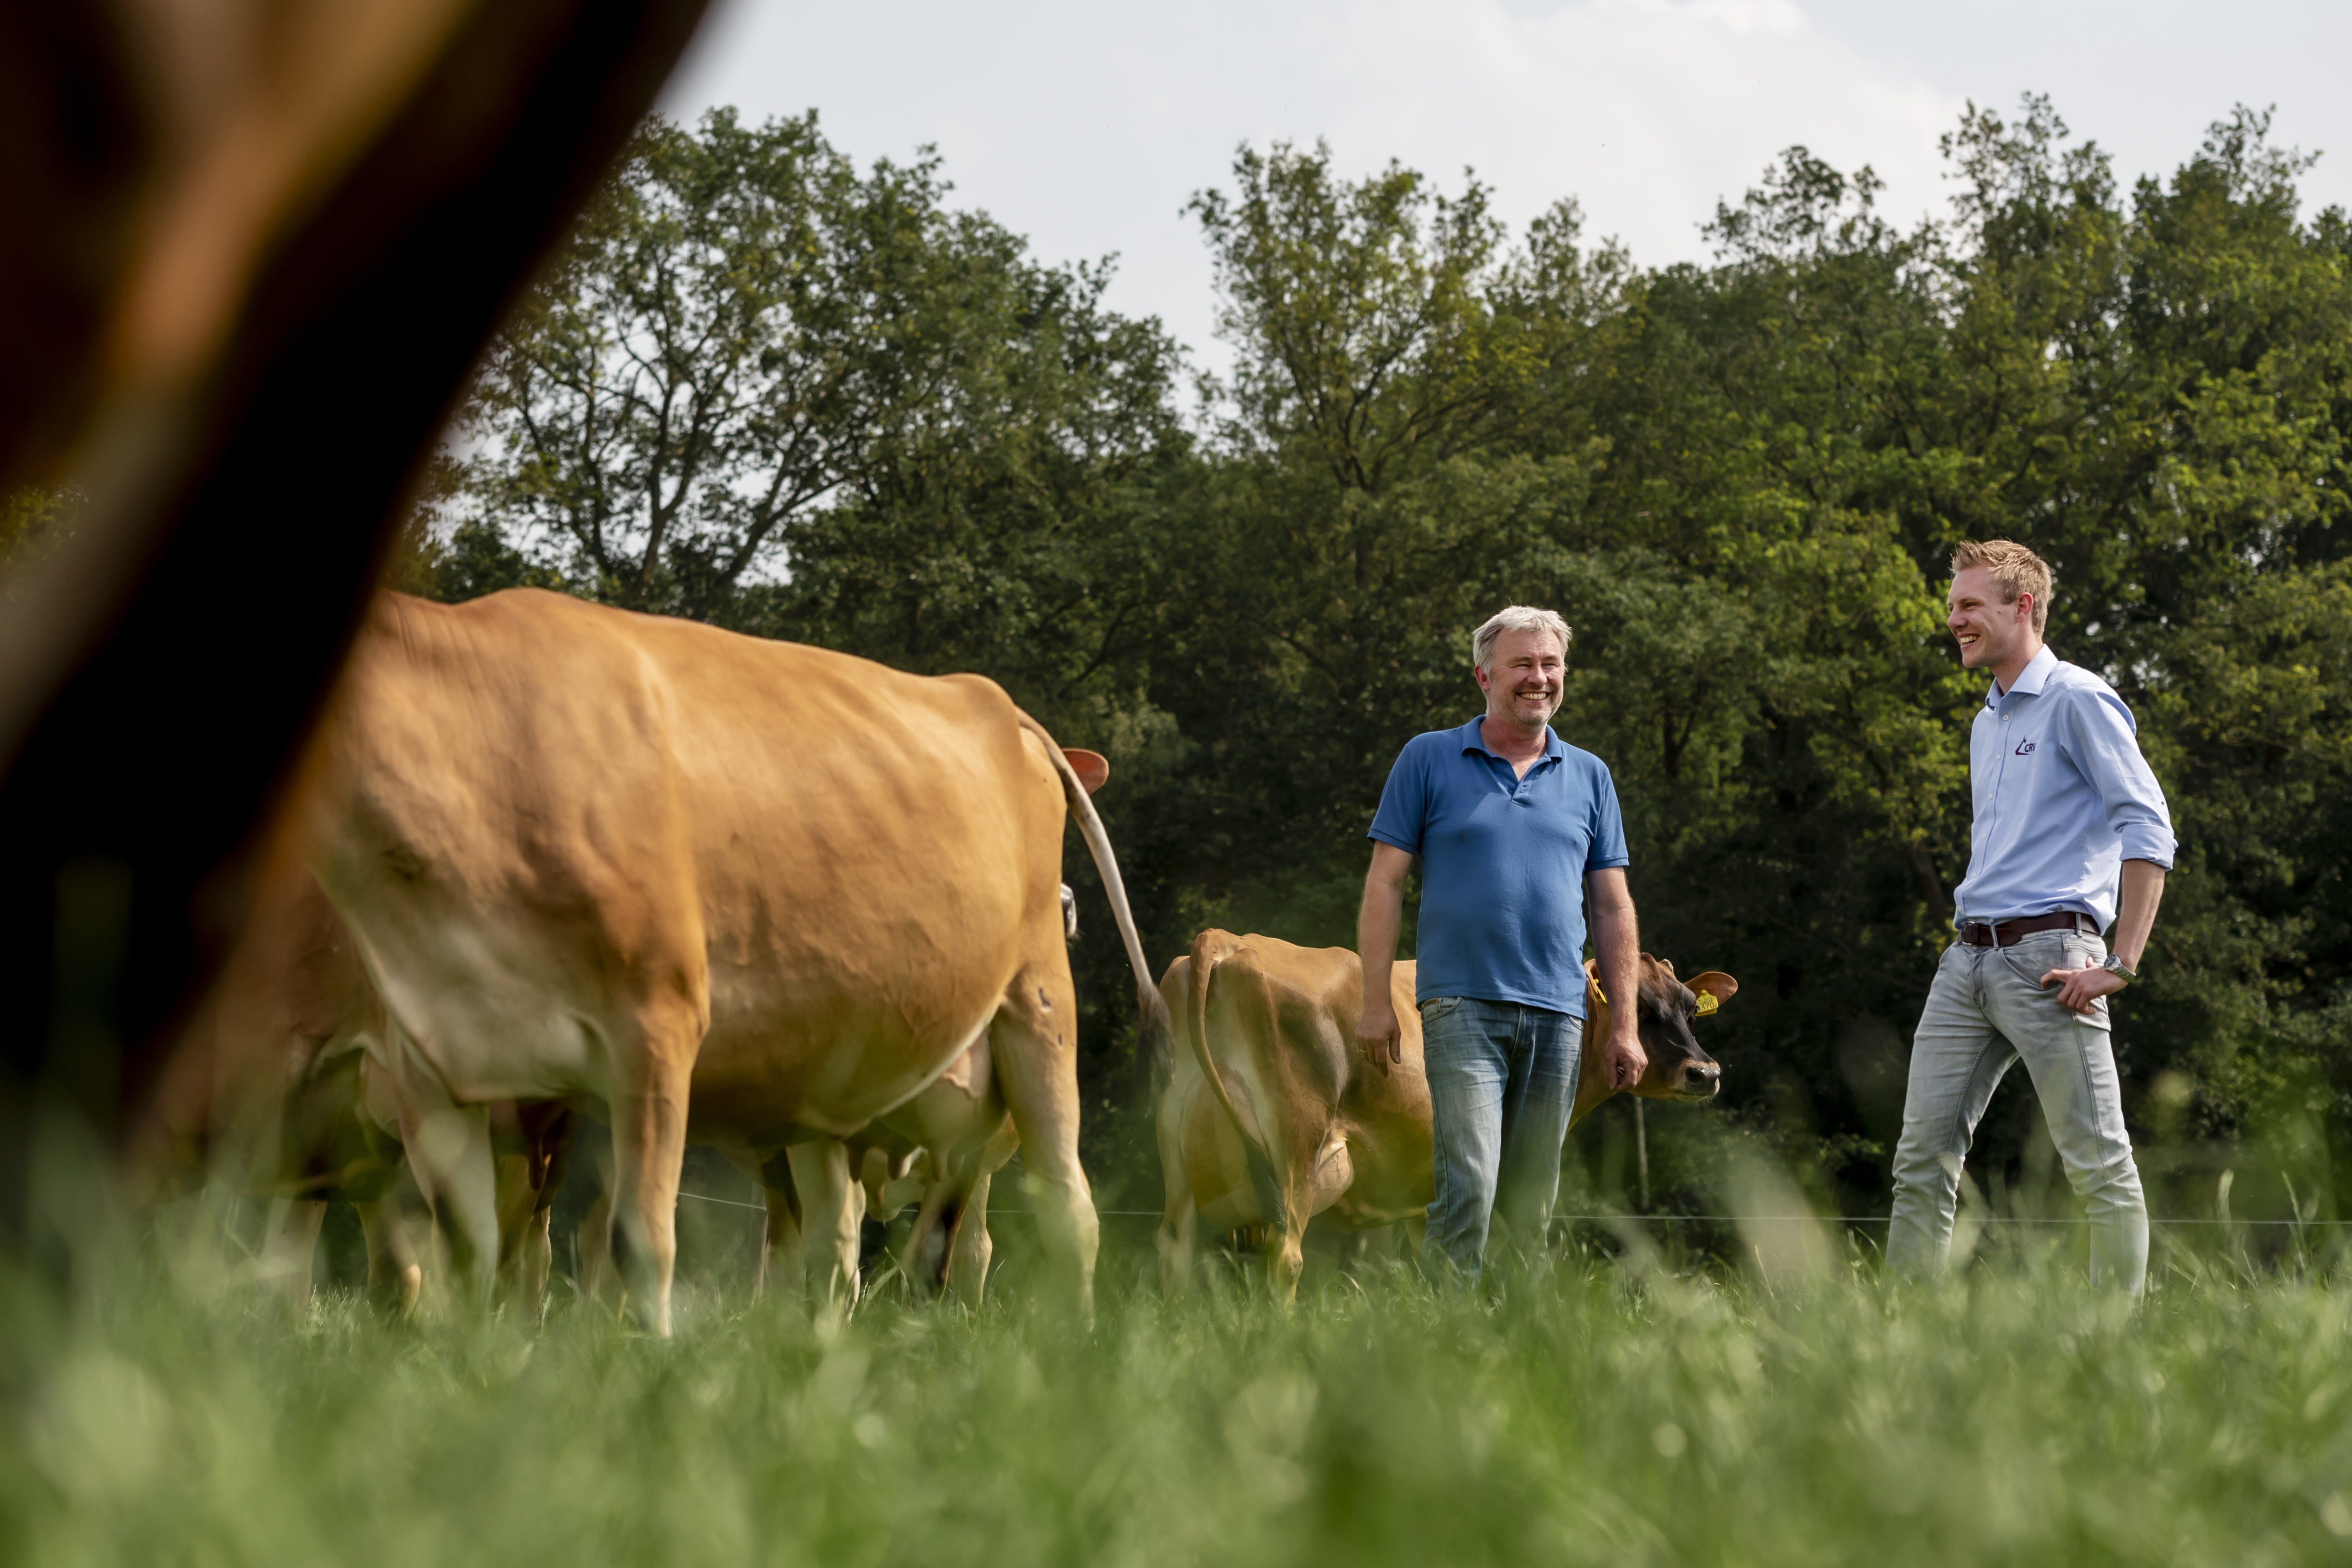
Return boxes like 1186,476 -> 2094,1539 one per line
453,110 -> 1183,630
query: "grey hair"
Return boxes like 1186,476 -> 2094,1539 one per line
1471,605 -> 1572,674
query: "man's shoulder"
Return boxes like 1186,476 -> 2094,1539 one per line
2045,658 -> 2119,697
1546,734 -> 1615,778
1397,720 -> 1479,760
2043,659 -> 2137,721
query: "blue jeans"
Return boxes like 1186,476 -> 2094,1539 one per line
1887,929 -> 2148,1293
1419,997 -> 1583,1278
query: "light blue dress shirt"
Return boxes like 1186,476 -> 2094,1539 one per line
1950,645 -> 2176,931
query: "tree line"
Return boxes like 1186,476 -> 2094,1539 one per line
375,97 -> 2352,1217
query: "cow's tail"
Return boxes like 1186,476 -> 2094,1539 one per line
1018,713 -> 1177,1093
1186,931 -> 1286,1224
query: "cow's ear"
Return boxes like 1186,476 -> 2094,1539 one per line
1063,749 -> 1110,794
1684,971 -> 1737,1013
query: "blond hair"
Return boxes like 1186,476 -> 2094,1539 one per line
1951,540 -> 2053,635
1471,605 -> 1572,673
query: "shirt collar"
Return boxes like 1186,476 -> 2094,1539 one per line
1460,714 -> 1566,761
1985,644 -> 2059,708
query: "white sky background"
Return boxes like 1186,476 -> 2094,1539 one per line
662,0 -> 2352,377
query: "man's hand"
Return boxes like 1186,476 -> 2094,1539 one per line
1606,1027 -> 1647,1092
1357,996 -> 1403,1074
2040,963 -> 2124,1015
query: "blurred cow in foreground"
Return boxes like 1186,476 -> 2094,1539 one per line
1156,930 -> 1736,1297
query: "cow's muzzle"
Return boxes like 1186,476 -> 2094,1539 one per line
1672,1061 -> 1722,1101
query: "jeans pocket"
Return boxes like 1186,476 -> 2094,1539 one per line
1420,997 -> 1466,1023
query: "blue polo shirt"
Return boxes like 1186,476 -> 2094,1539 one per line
1367,716 -> 1629,1017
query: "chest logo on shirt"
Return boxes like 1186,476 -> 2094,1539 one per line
2014,738 -> 2037,756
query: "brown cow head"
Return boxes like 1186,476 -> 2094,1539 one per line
1572,954 -> 1738,1127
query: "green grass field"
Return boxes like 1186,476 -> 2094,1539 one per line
7,1201 -> 2352,1568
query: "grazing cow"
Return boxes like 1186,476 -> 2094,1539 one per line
1157,930 -> 1735,1296
1154,934 -> 1429,1296
303,588 -> 1168,1333
147,852 -> 573,1315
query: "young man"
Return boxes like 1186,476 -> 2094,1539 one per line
1888,540 -> 2175,1293
1356,606 -> 1645,1279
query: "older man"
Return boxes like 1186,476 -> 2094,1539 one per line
1356,606 -> 1646,1278
1888,540 -> 2176,1294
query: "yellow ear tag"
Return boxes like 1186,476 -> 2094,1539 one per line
1694,992 -> 1718,1017
1592,981 -> 1608,1007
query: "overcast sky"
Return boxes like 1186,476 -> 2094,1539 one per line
663,0 -> 2352,369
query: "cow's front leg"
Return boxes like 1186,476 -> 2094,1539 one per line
381,1038 -> 499,1313
357,1170 -> 424,1316
786,1139 -> 862,1319
608,1054 -> 690,1337
406,1102 -> 499,1312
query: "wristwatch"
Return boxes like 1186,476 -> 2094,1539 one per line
2101,953 -> 2138,985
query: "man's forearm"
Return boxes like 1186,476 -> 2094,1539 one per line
1590,879 -> 1639,1037
1595,916 -> 1638,1033
2111,859 -> 2167,970
1359,864 -> 1406,1007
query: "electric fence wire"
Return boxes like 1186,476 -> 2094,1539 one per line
673,1190 -> 2345,1225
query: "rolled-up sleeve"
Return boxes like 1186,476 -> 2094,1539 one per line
1586,767 -> 1631,872
2062,688 -> 2178,869
1367,739 -> 1429,854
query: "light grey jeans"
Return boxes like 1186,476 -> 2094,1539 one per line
1887,927 -> 2148,1293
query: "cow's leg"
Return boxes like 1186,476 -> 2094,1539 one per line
1159,1192 -> 1199,1295
1156,1089 -> 1198,1295
410,1104 -> 498,1311
513,1205 -> 553,1321
492,1148 -> 536,1299
760,1183 -> 804,1301
380,1043 -> 499,1312
989,965 -> 1098,1319
752,1150 -> 803,1301
575,1136 -> 618,1309
786,1139 -> 862,1316
606,1049 -> 692,1337
943,1168 -> 996,1308
258,1198 -> 326,1311
902,1180 -> 955,1296
357,1170 -> 424,1315
512,1107 -> 572,1322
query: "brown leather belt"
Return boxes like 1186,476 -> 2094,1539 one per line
1957,911 -> 2096,947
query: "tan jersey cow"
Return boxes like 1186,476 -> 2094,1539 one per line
1156,930 -> 1736,1297
302,589 -> 1168,1333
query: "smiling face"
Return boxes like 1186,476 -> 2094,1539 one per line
1474,626 -> 1566,732
1947,564 -> 2038,675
